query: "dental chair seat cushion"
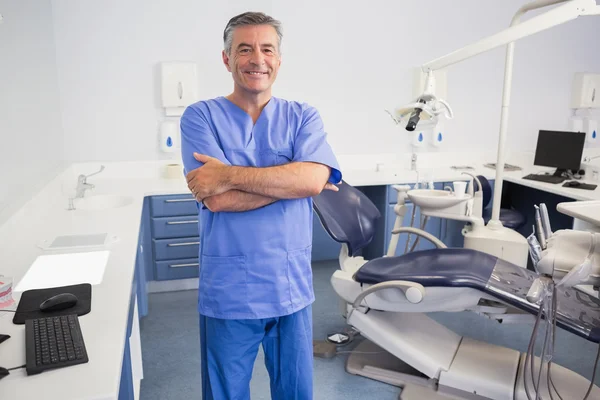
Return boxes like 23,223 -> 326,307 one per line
353,248 -> 600,343
354,248 -> 498,287
482,208 -> 526,230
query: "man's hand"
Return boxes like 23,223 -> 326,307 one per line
323,182 -> 339,192
186,153 -> 232,201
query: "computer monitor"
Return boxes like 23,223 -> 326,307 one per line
533,130 -> 586,175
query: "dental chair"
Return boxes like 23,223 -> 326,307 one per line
475,175 -> 526,231
313,181 -> 600,400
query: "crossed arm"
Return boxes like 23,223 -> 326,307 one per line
186,153 -> 338,212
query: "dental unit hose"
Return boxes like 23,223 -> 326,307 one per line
524,276 -> 600,399
404,205 -> 418,254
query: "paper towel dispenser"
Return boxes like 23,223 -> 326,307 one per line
571,73 -> 600,109
161,62 -> 198,116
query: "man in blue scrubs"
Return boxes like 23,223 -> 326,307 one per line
180,12 -> 342,400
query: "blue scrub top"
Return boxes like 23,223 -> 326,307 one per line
180,96 -> 342,319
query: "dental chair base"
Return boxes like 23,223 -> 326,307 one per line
345,311 -> 598,400
330,249 -> 600,400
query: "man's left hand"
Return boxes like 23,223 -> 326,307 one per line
186,153 -> 232,201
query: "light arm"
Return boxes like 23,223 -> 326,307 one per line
422,0 -> 594,72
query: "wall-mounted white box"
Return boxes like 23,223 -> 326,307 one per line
571,73 -> 600,109
161,62 -> 198,116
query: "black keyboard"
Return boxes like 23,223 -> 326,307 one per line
522,174 -> 566,184
25,314 -> 88,375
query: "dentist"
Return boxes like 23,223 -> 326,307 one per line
180,11 -> 342,400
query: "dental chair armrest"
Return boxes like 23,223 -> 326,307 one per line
352,280 -> 426,307
391,227 -> 448,249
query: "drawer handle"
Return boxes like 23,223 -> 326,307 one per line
167,241 -> 200,247
165,198 -> 195,203
166,220 -> 198,225
169,262 -> 199,268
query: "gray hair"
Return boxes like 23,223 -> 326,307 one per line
223,12 -> 283,55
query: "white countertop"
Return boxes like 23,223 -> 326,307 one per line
557,201 -> 600,226
0,153 -> 598,399
0,162 -> 190,400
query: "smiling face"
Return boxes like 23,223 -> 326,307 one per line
222,24 -> 282,97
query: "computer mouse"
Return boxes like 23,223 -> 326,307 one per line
565,181 -> 581,187
0,366 -> 9,380
39,293 -> 78,312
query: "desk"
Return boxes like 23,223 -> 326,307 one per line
500,169 -> 600,240
0,156 -> 598,399
557,200 -> 600,233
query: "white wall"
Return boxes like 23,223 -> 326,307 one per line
0,1 -> 65,225
50,0 -> 600,163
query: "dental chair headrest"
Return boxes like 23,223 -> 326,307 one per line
313,180 -> 381,256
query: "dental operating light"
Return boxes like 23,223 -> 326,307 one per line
389,71 -> 454,131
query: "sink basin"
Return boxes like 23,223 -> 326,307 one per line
73,195 -> 134,211
407,189 -> 470,210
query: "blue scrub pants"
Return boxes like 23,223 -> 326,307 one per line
199,305 -> 313,400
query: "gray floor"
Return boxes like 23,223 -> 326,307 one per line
139,260 -> 600,400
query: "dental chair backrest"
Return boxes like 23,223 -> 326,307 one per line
313,180 -> 381,256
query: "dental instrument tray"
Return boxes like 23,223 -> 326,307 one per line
407,189 -> 471,210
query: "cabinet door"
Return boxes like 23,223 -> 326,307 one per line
118,340 -> 134,400
153,237 -> 201,260
150,194 -> 198,217
142,197 -> 155,281
136,230 -> 148,319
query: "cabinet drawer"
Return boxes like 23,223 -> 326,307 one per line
150,194 -> 198,217
154,258 -> 200,281
154,237 -> 200,260
152,216 -> 199,239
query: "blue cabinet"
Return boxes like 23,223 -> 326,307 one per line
148,194 -> 201,281
119,245 -> 140,400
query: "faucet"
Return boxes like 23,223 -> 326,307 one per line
68,165 -> 105,210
